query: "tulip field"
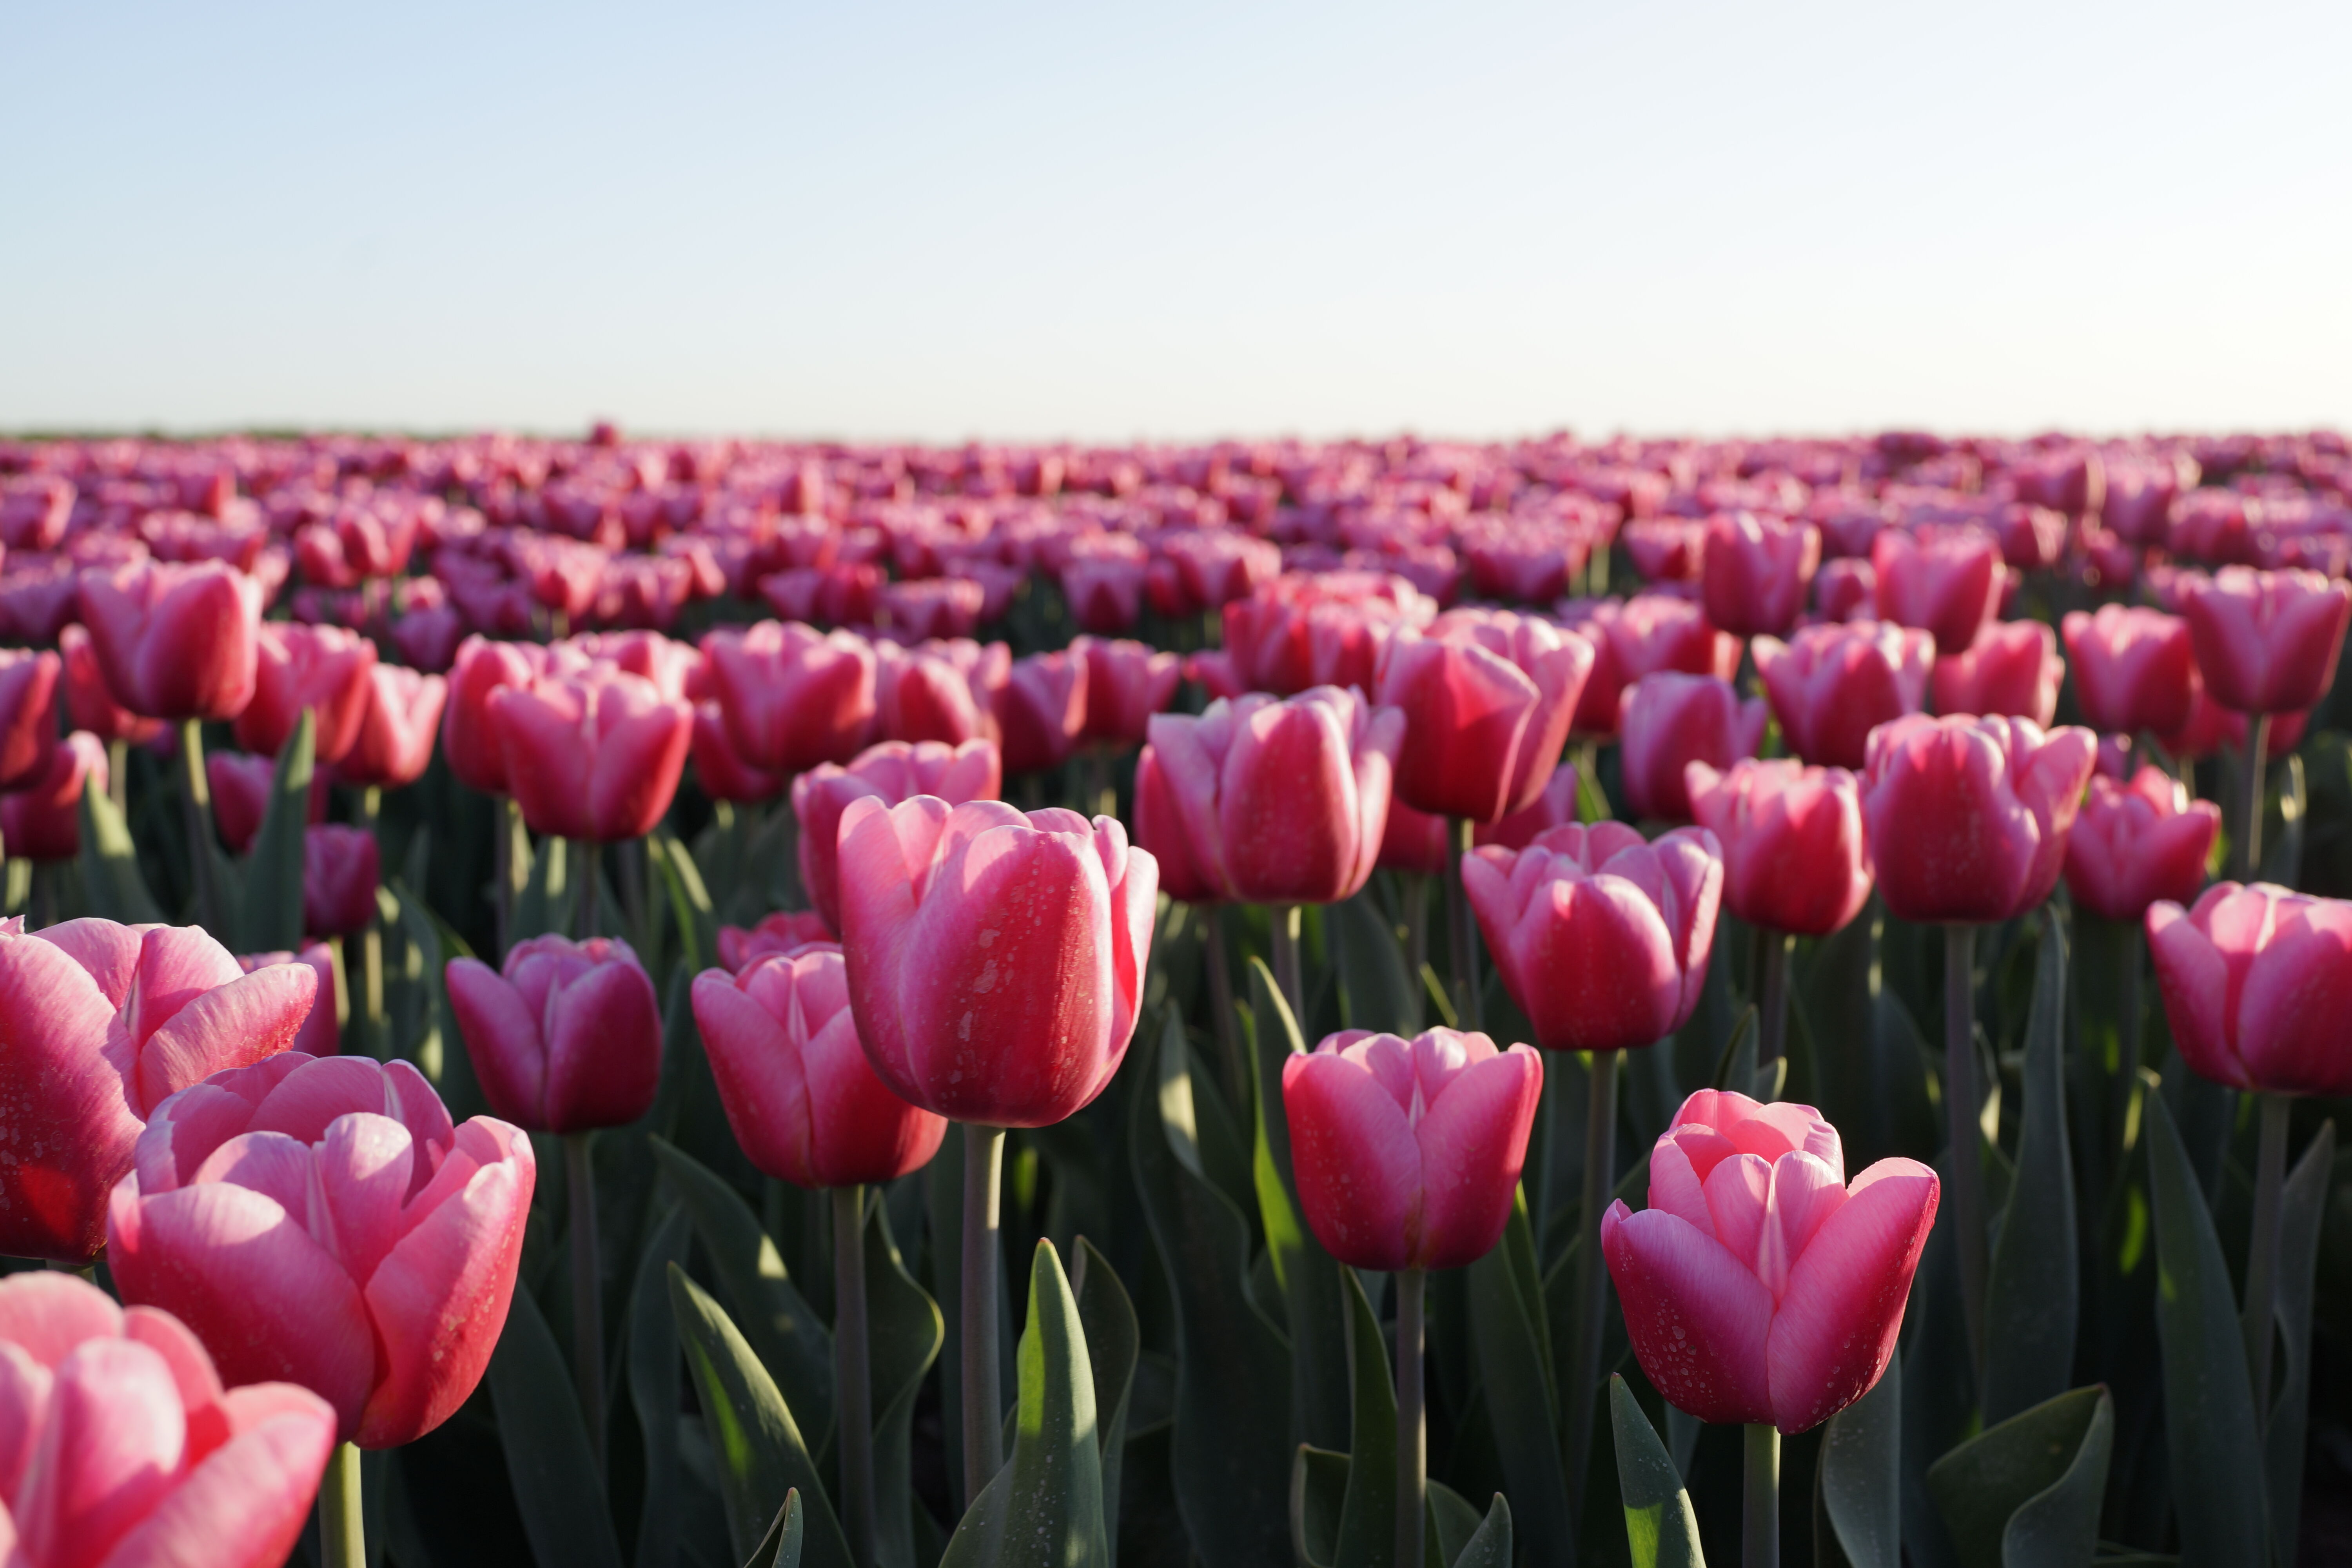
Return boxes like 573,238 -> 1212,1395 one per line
6,426 -> 2352,1568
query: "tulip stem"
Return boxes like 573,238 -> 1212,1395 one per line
1756,928 -> 1791,1073
1270,905 -> 1305,1029
107,737 -> 128,814
1742,1423 -> 1780,1568
2243,1092 -> 2291,1427
321,1440 -> 364,1568
1401,871 -> 1430,1003
494,796 -> 521,959
1944,923 -> 1988,1386
1445,817 -> 1481,1030
2235,715 -> 2272,881
834,1184 -> 877,1568
961,1124 -> 1007,1502
1396,1266 -> 1427,1568
176,717 -> 223,933
564,1131 -> 606,1478
1563,1046 -> 1620,1523
1204,904 -> 1249,1110
578,839 -> 602,938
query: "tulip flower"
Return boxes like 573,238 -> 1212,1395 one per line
1219,572 -> 1434,696
0,1273 -> 338,1568
445,934 -> 663,1134
1931,619 -> 2062,725
792,737 -> 1002,933
1136,687 -> 1403,907
107,1052 -> 535,1450
1617,673 -> 1767,822
1556,594 -> 1740,738
232,623 -> 378,766
1073,635 -> 1181,747
0,648 -> 60,794
337,665 -> 448,791
2060,604 -> 2196,735
490,670 -> 694,844
0,918 -> 318,1262
75,559 -> 262,721
690,701 -> 784,803
1684,759 -> 1871,939
2064,767 -> 2220,922
1700,511 -> 1820,637
58,622 -> 163,748
995,648 -> 1088,775
875,638 -> 1007,748
1872,526 -> 2002,655
716,909 -> 837,970
1751,621 -> 1935,770
1374,608 -> 1594,823
0,731 -> 104,864
242,943 -> 343,1057
701,620 -> 879,775
1602,1091 -> 1939,1431
1858,713 -> 2097,927
304,825 -> 381,939
441,635 -> 546,796
2176,566 -> 2352,715
1814,558 -> 1876,621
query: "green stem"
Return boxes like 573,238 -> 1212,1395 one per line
2243,1093 -> 2291,1426
961,1125 -> 1007,1502
834,1185 -> 877,1568
1944,923 -> 1988,1386
362,924 -> 387,1061
2235,715 -> 2271,880
565,1131 -> 606,1478
321,1441 -> 364,1568
107,737 -> 128,814
1743,1423 -> 1780,1568
1445,817 -> 1481,1030
1396,1267 -> 1427,1568
1269,905 -> 1304,1030
1204,904 -> 1249,1111
578,839 -> 602,940
1563,1047 -> 1620,1520
176,717 -> 221,931
494,796 -> 522,960
1756,928 -> 1791,1071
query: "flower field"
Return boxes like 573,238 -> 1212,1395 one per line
2,425 -> 2349,1567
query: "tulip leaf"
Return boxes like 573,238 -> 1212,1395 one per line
938,1240 -> 1110,1568
75,768 -> 162,924
1330,887 -> 1421,1036
742,1490 -> 805,1568
1330,1268 -> 1396,1568
1245,957 -> 1352,1454
1981,920 -> 2077,1427
1446,1491 -> 1512,1568
2143,1091 -> 2269,1568
1292,1446 -> 1350,1568
513,831 -> 575,945
1813,1351 -> 1901,1568
864,1198 -> 945,1568
649,828 -> 718,981
1923,1384 -> 2111,1568
1472,1196 -> 1572,1567
1132,1012 -> 1296,1565
1607,1374 -> 1704,1568
650,1136 -> 837,1455
1071,1238 -> 1139,1549
235,705 -> 315,954
631,1203 -> 694,1568
2264,1118 -> 2334,1568
669,1263 -> 854,1568
486,1280 -> 627,1568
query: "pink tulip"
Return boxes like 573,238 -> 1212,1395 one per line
716,910 -> 836,971
107,1053 -> 535,1446
303,826 -> 380,939
240,944 -> 342,1057
232,623 -> 377,766
1463,822 -> 1723,1052
691,701 -> 785,802
2176,566 -> 2352,715
1616,673 -> 1767,822
2059,605 -> 2196,735
1219,572 -> 1434,697
0,918 -> 317,1263
792,737 -> 1002,932
1374,608 -> 1594,823
1282,1028 -> 1543,1271
1930,620 -> 2062,725
1684,759 -> 1872,937
337,665 -> 448,790
0,1273 -> 337,1568
445,935 -> 662,1134
391,602 -> 466,673
1751,621 -> 1935,770
1137,687 -> 1403,906
701,620 -> 878,775
490,670 -> 693,842
837,798 -> 1155,1126
2064,768 -> 2220,922
1623,519 -> 1707,584
1073,635 -> 1181,747
1700,511 -> 1820,637
75,560 -> 263,721
996,649 -> 1089,775
1063,553 -> 1149,633
875,638 -> 1008,748
0,732 -> 104,862
1858,714 -> 2098,924
880,576 -> 986,641
440,636 -> 545,796
207,750 -> 321,856
1602,1090 -> 1939,1432
59,624 -> 164,747
0,648 -> 60,793
1555,595 -> 1740,738
692,942 -> 948,1189
2147,881 -> 2352,1096
1814,558 -> 1876,622
1132,744 -> 1226,901
1872,527 -> 2002,655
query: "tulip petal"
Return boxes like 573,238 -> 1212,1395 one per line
30,919 -> 145,1007
1411,1046 -> 1542,1269
133,965 -> 318,1118
443,958 -> 545,1128
541,957 -> 662,1134
92,1384 -> 337,1568
1602,1203 -> 1774,1426
1703,1151 -> 1771,1274
1283,1051 -> 1423,1271
12,1339 -> 185,1568
0,1274 -> 126,1368
316,1114 -> 419,1290
245,1056 -> 394,1146
1766,1158 -> 1938,1434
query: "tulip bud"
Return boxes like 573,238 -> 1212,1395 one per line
0,647 -> 61,792
2147,882 -> 2352,1096
2063,768 -> 2220,922
1871,527 -> 2002,655
1684,759 -> 1872,936
1752,621 -> 1934,770
1073,635 -> 1182,748
700,620 -> 878,775
337,665 -> 449,790
1700,511 -> 1820,637
303,825 -> 381,939
446,935 -> 663,1133
1930,620 -> 2062,725
233,623 -> 378,765
1375,608 -> 1594,823
0,730 -> 105,861
490,670 -> 693,842
1617,673 -> 1767,822
2176,566 -> 2352,715
2059,605 -> 2195,735
1858,714 -> 2096,924
996,649 -> 1089,775
76,559 -> 263,721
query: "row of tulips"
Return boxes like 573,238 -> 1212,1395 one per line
2,423 -> 2351,1568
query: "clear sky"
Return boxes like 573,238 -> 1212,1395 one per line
5,1 -> 2347,443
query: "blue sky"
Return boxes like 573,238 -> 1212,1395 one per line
5,1 -> 2347,440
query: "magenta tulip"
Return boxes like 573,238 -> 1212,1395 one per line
241,944 -> 342,1057
445,935 -> 662,1134
1073,635 -> 1181,747
76,560 -> 263,721
1871,527 -> 2002,655
1374,608 -> 1594,823
441,636 -> 545,796
691,701 -> 785,803
875,638 -> 1007,748
701,620 -> 878,775
2064,768 -> 2220,922
232,623 -> 377,766
303,826 -> 381,939
1700,511 -> 1820,638
0,732 -> 104,862
1751,621 -> 1935,770
2147,882 -> 2352,1096
792,737 -> 1002,933
2059,605 -> 2196,735
2175,566 -> 2352,715
59,623 -> 163,748
1684,759 -> 1872,937
1931,620 -> 2062,725
1858,714 -> 2097,924
716,910 -> 836,971
1557,594 -> 1740,738
995,649 -> 1088,775
0,648 -> 60,794
490,670 -> 693,842
1616,673 -> 1767,822
337,665 -> 448,791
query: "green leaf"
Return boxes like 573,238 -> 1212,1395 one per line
1330,887 -> 1420,1036
235,706 -> 314,953
1924,1384 -> 2111,1568
2264,1118 -> 2335,1568
939,1241 -> 1110,1568
1131,1012 -> 1295,1565
1425,1481 -> 1483,1568
631,1204 -> 695,1568
1332,1269 -> 1397,1568
650,1136 -> 836,1455
1071,1238 -> 1138,1551
1245,956 -> 1352,1454
650,829 -> 718,980
669,1264 -> 853,1568
75,771 -> 162,924
1291,1446 -> 1350,1568
1472,1196 -> 1571,1568
513,831 -> 575,945
1982,920 -> 2077,1427
1447,1492 -> 1513,1568
864,1198 -> 945,1568
486,1281 -> 626,1568
1813,1353 -> 1901,1568
742,1490 -> 806,1568
2144,1093 -> 2268,1567
1607,1375 -> 1703,1568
